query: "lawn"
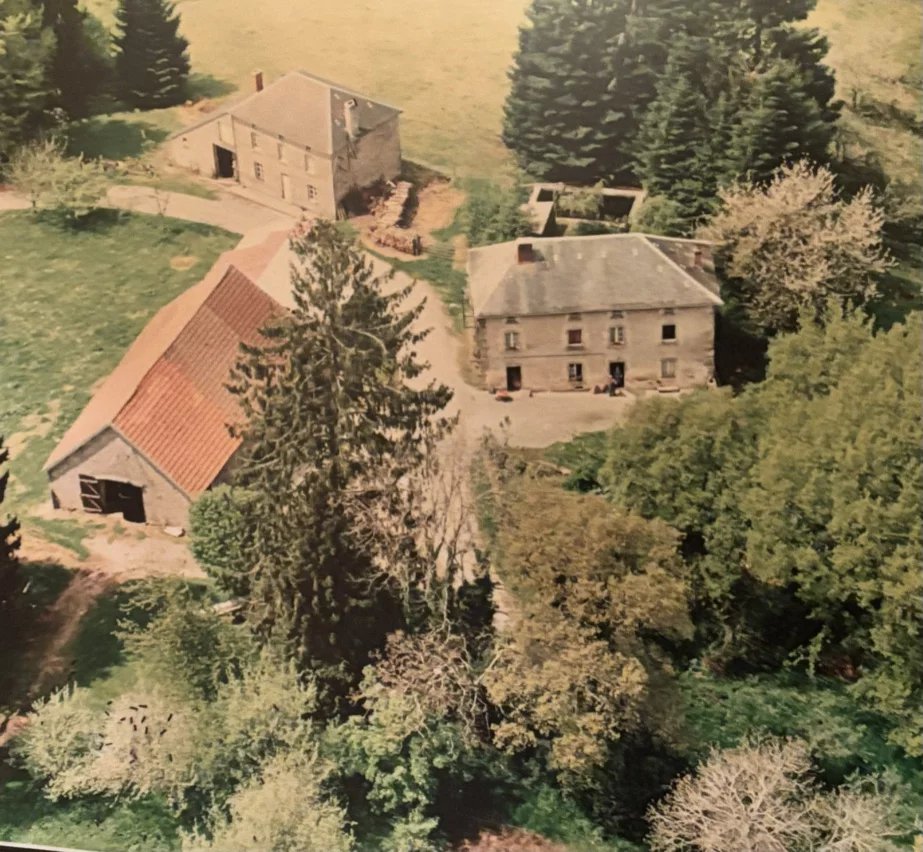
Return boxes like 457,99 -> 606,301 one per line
0,211 -> 237,524
84,0 -> 530,179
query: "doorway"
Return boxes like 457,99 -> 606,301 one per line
609,361 -> 625,388
213,144 -> 236,179
77,475 -> 146,523
506,366 -> 522,391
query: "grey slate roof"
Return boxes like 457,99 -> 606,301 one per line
174,70 -> 400,154
467,234 -> 723,318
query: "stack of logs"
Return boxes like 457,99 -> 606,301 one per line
370,181 -> 422,256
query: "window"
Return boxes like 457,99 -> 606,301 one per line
277,140 -> 285,161
567,328 -> 583,347
663,307 -> 675,316
504,331 -> 520,350
567,312 -> 582,321
610,310 -> 624,319
253,161 -> 265,181
662,323 -> 677,342
568,363 -> 584,383
609,326 -> 625,345
250,130 -> 259,149
661,358 -> 677,379
307,184 -> 318,200
304,152 -> 314,174
504,317 -> 519,325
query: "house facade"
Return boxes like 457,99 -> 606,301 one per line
168,70 -> 402,218
467,234 -> 722,393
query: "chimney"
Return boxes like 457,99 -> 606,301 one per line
517,242 -> 534,264
344,98 -> 359,139
693,247 -> 704,267
254,70 -> 264,93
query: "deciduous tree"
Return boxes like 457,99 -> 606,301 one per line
701,161 -> 891,333
483,479 -> 691,789
648,738 -> 907,851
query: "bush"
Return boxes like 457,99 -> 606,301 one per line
461,182 -> 532,246
6,137 -> 108,224
188,486 -> 255,597
630,196 -> 685,236
574,219 -> 629,236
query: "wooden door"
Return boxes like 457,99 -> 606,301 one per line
78,474 -> 105,513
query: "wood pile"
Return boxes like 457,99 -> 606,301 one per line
370,180 -> 422,255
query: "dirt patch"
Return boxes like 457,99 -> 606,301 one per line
170,254 -> 199,271
413,181 -> 465,244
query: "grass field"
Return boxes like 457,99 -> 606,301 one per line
85,0 -> 531,179
0,212 -> 237,521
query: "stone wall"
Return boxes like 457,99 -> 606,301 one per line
47,428 -> 192,527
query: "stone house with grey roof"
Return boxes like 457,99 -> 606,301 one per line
167,70 -> 402,218
467,234 -> 722,393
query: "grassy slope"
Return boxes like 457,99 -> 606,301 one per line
0,213 -> 237,518
86,0 -> 530,178
808,0 -> 922,190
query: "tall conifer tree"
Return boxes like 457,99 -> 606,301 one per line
41,0 -> 110,117
0,1 -> 54,157
114,0 -> 189,109
228,222 -> 452,711
0,436 -> 21,619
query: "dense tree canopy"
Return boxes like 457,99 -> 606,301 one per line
597,309 -> 923,753
485,478 -> 691,789
503,0 -> 839,232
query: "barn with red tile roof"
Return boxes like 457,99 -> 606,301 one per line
44,230 -> 290,527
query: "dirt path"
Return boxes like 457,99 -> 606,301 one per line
0,569 -> 113,747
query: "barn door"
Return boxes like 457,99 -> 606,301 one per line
78,474 -> 105,513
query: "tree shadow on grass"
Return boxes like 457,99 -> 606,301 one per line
187,72 -> 236,101
66,118 -> 170,161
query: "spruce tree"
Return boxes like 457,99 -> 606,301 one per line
228,222 -> 452,710
503,0 -> 638,184
634,36 -> 718,232
728,58 -> 835,185
0,1 -> 55,158
0,436 -> 21,619
42,0 -> 110,118
114,0 -> 189,109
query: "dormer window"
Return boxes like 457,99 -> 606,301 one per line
505,317 -> 519,325
567,312 -> 582,321
610,310 -> 624,319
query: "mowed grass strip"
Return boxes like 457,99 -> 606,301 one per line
0,212 -> 238,509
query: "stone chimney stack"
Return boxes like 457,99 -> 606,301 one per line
693,247 -> 704,267
517,242 -> 534,264
254,70 -> 264,93
344,98 -> 359,139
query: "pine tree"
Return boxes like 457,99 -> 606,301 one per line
634,37 -> 718,232
228,222 -> 452,710
727,57 -> 836,185
42,0 -> 110,118
0,436 -> 22,618
114,0 -> 189,109
0,1 -> 55,158
503,0 -> 639,184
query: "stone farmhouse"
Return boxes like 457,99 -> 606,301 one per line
43,229 -> 294,528
167,69 -> 402,218
467,234 -> 722,393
